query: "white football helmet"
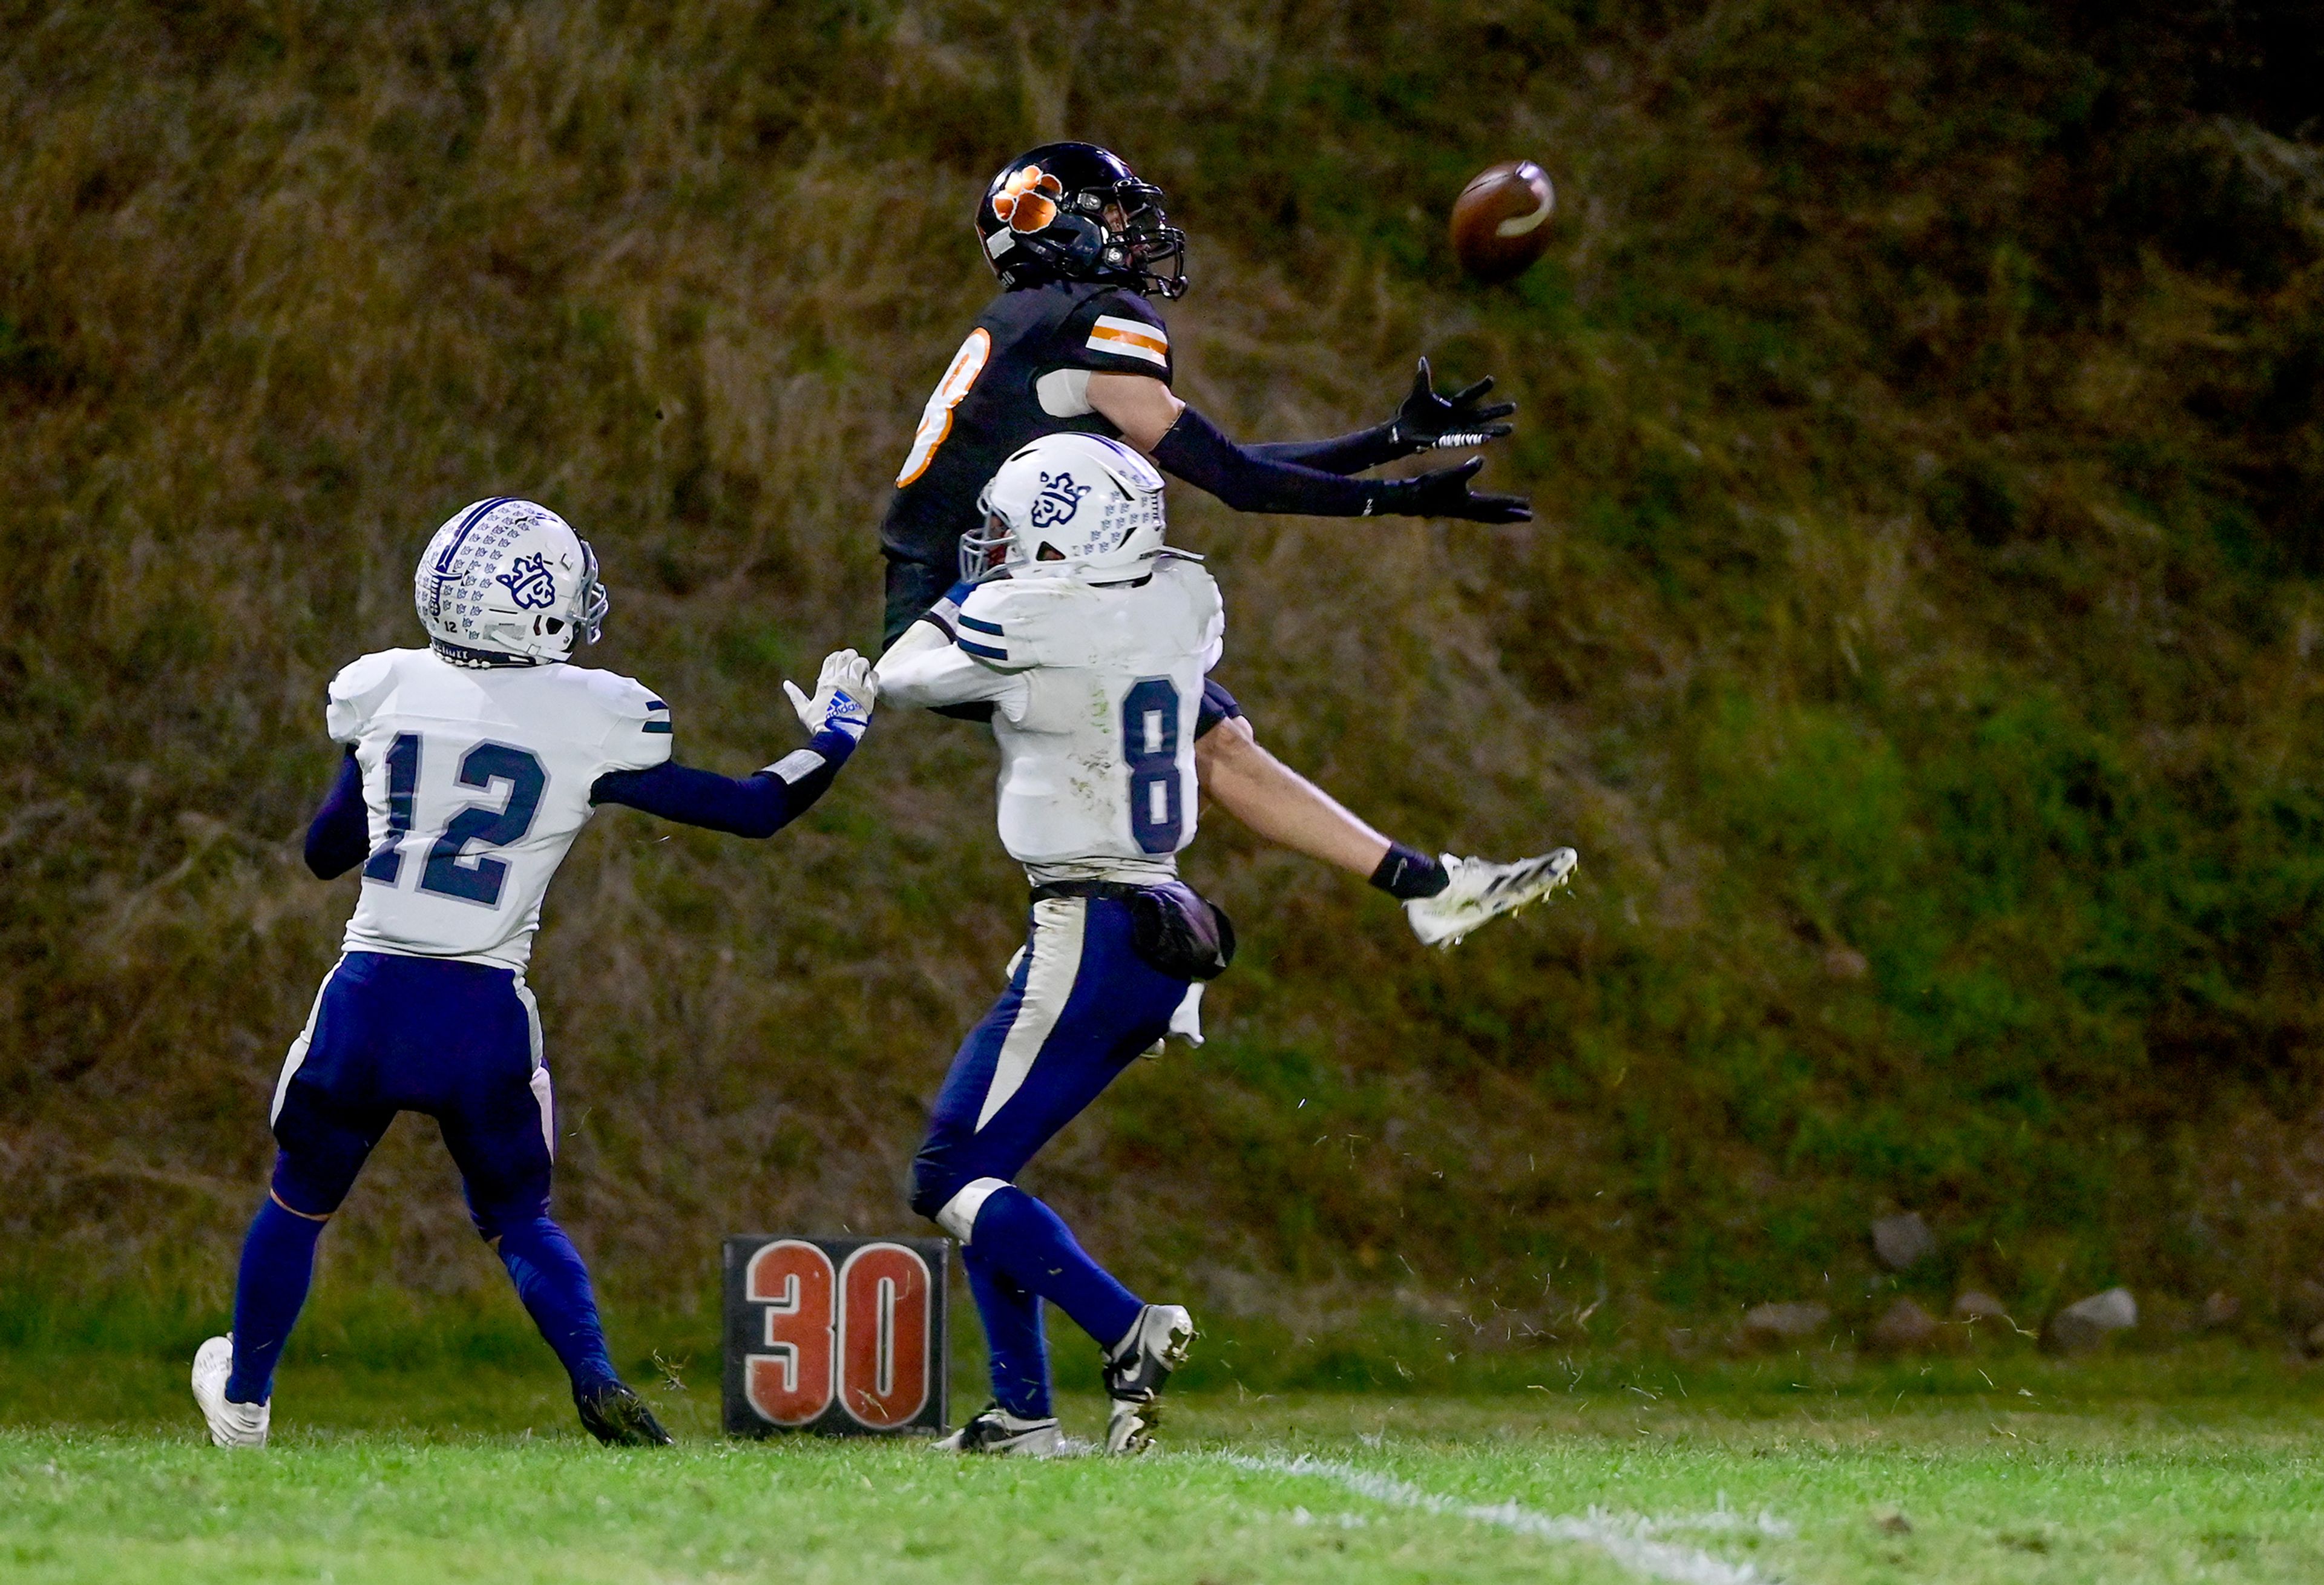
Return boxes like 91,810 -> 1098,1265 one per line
413,497 -> 610,665
962,433 -> 1169,584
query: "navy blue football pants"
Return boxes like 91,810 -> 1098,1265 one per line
228,951 -> 614,1405
910,895 -> 1193,1416
269,951 -> 556,1229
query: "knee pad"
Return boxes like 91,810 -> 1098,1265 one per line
908,1155 -> 959,1222
925,1177 -> 1012,1244
268,1147 -> 358,1221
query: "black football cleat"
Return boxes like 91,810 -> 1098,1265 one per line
932,1401 -> 1063,1457
574,1381 -> 675,1446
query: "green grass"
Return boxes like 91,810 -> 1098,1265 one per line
5,1350 -> 2322,1582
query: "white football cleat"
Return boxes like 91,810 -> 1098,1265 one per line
933,1402 -> 1063,1457
1102,1303 -> 1195,1455
1404,849 -> 1577,948
191,1334 -> 269,1448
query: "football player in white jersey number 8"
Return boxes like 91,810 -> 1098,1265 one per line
192,498 -> 875,1450
873,434 -> 1572,1456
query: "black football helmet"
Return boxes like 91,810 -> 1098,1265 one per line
976,142 -> 1188,300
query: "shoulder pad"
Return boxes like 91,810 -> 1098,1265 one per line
325,649 -> 412,743
1152,559 -> 1225,670
569,666 -> 674,770
1067,289 -> 1171,375
328,649 -> 402,704
1153,556 -> 1221,616
572,666 -> 671,730
957,577 -> 1096,670
1089,287 -> 1166,329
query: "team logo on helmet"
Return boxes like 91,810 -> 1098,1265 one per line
1029,470 -> 1092,530
992,165 -> 1064,234
496,551 -> 559,610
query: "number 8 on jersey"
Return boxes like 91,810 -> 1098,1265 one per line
895,329 -> 992,488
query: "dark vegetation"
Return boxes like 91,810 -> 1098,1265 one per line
4,0 -> 2323,1356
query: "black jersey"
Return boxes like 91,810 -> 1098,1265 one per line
879,282 -> 1173,576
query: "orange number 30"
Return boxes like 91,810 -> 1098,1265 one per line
744,1239 -> 934,1428
894,329 -> 991,487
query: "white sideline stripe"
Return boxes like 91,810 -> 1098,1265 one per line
1216,1453 -> 1781,1585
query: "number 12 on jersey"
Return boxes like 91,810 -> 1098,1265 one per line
361,733 -> 547,908
1122,678 -> 1186,854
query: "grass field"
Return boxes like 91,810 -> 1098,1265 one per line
5,1345 -> 2320,1583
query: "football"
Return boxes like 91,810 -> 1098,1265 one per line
1450,160 -> 1555,283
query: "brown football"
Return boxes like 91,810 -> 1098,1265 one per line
1451,160 -> 1555,284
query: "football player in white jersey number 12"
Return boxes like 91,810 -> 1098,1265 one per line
192,498 -> 875,1449
877,435 -> 1426,1455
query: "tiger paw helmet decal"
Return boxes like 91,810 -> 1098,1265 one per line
992,165 -> 1064,234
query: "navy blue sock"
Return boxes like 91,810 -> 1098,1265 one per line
962,1242 -> 1051,1419
968,1187 -> 1144,1359
1370,842 -> 1448,900
493,1216 -> 618,1393
226,1196 -> 326,1405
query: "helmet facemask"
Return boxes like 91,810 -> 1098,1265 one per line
1084,180 -> 1186,300
959,500 -> 1018,586
573,538 -> 609,646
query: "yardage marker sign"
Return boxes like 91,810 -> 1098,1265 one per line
1218,1452 -> 1781,1584
722,1235 -> 949,1437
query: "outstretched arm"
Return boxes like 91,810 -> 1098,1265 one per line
1087,373 -> 1529,523
1246,360 -> 1518,475
592,650 -> 876,838
591,735 -> 856,838
1194,716 -> 1391,876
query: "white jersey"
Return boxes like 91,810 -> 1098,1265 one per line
876,558 -> 1223,880
327,648 -> 672,970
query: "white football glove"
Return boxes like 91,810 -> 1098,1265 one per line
784,649 -> 876,743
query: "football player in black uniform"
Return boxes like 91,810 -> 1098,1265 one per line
880,142 -> 1575,948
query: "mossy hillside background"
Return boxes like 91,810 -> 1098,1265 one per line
4,0 -> 2323,1350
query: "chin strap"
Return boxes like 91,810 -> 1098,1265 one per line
431,639 -> 541,669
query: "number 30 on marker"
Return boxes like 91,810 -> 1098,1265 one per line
742,1239 -> 934,1429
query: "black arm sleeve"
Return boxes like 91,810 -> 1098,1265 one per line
589,729 -> 857,838
1149,405 -> 1381,516
306,749 -> 370,880
1248,424 -> 1402,476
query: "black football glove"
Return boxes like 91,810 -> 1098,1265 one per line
1365,456 -> 1532,523
1386,358 -> 1517,454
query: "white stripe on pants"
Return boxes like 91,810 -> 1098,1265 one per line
270,957 -> 346,1126
974,898 -> 1088,1131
